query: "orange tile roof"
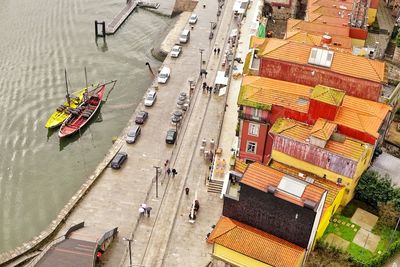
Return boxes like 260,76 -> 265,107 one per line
285,30 -> 352,51
335,96 -> 392,138
259,39 -> 386,83
309,0 -> 353,10
287,19 -> 350,37
234,158 -> 248,174
310,118 -> 337,140
270,118 -> 369,160
208,216 -> 305,267
269,160 -> 342,209
308,14 -> 350,27
239,76 -> 312,113
241,162 -> 325,205
309,5 -> 353,18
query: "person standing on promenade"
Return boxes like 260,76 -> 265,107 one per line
172,169 -> 177,177
217,48 -> 220,55
146,207 -> 152,217
166,168 -> 171,176
185,187 -> 190,195
214,48 -> 217,54
204,71 -> 208,78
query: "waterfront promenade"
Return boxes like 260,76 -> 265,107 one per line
0,0 -> 260,266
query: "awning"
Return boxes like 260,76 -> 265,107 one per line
215,71 -> 228,85
233,0 -> 249,14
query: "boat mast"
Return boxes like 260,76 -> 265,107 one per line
65,69 -> 71,106
84,67 -> 88,92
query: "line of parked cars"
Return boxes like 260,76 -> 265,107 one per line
111,14 -> 199,169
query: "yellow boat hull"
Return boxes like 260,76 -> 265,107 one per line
45,88 -> 87,129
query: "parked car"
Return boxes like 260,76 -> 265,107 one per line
144,91 -> 157,107
135,111 -> 148,124
166,129 -> 177,144
158,66 -> 170,84
126,125 -> 141,144
170,45 -> 182,58
189,14 -> 198,24
111,152 -> 128,169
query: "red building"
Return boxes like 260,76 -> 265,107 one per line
253,39 -> 386,101
237,76 -> 391,164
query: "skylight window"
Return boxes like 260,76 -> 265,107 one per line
278,176 -> 307,197
308,48 -> 334,68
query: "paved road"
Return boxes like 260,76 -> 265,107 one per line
36,1 -> 237,267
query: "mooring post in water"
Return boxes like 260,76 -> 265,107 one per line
95,20 -> 99,38
101,21 -> 106,41
145,62 -> 155,77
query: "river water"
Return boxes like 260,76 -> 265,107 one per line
0,0 -> 171,253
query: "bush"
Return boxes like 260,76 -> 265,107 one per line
377,202 -> 400,228
355,170 -> 393,208
306,241 -> 353,267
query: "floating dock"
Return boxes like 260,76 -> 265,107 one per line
105,0 -> 160,35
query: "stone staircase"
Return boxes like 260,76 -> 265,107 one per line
207,179 -> 224,194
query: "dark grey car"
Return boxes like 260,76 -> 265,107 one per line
165,129 -> 177,144
111,152 -> 128,169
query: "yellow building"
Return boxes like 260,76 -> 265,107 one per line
208,216 -> 306,267
269,118 -> 373,205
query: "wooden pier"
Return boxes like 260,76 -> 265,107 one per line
103,0 -> 160,36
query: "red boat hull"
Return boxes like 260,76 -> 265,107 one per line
58,84 -> 106,138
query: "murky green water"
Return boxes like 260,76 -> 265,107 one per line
0,0 -> 171,252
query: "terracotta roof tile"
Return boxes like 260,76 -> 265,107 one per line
310,118 -> 337,140
238,76 -> 312,113
287,19 -> 350,37
285,30 -> 352,51
309,0 -> 353,10
335,96 -> 392,138
309,14 -> 350,27
310,85 -> 345,106
261,39 -> 386,83
241,162 -> 325,205
270,118 -> 369,160
208,216 -> 305,267
309,5 -> 353,18
269,160 -> 342,209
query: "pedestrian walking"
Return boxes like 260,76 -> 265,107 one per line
204,71 -> 208,78
203,82 -> 207,93
185,187 -> 190,195
139,207 -> 145,217
146,207 -> 152,217
172,168 -> 177,177
217,48 -> 220,55
164,160 -> 169,167
209,86 -> 213,94
206,86 -> 210,94
214,48 -> 217,54
166,167 -> 171,176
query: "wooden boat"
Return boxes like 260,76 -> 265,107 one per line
45,87 -> 90,129
58,84 -> 106,138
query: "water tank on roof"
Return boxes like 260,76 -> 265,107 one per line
321,34 -> 332,44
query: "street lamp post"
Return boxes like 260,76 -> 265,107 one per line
199,48 -> 204,76
153,166 -> 160,198
122,237 -> 133,267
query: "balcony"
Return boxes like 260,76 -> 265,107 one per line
239,112 -> 268,124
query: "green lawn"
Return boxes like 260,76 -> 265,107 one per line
324,215 -> 360,242
322,213 -> 400,264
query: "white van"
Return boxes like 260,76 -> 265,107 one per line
179,29 -> 190,44
158,66 -> 170,84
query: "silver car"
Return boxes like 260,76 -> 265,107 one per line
126,125 -> 141,144
144,91 -> 157,107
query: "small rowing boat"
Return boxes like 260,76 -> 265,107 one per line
58,84 -> 106,138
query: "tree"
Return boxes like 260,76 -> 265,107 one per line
355,170 -> 393,207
